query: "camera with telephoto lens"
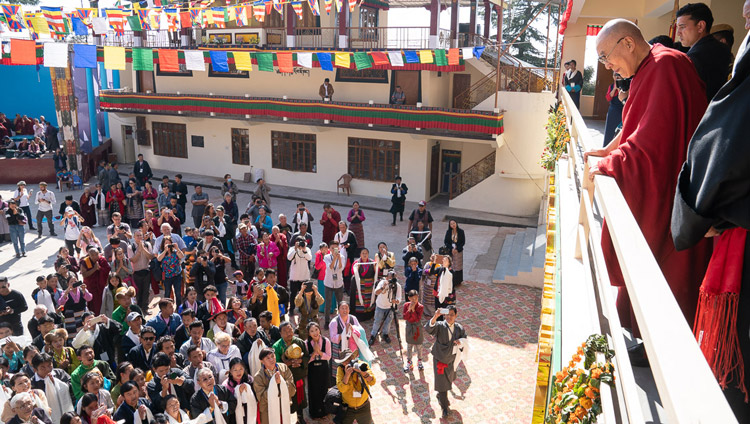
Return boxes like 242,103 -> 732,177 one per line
297,240 -> 306,249
350,360 -> 369,372
303,281 -> 314,293
616,77 -> 631,91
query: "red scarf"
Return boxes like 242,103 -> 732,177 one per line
694,228 -> 748,400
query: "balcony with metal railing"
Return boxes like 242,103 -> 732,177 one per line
544,87 -> 737,422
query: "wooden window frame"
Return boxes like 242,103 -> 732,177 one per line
152,122 -> 188,158
231,128 -> 250,165
156,63 -> 193,77
347,137 -> 400,182
208,63 -> 250,78
271,131 -> 317,173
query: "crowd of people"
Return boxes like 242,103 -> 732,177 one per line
0,114 -> 61,156
0,150 -> 472,423
585,1 -> 750,421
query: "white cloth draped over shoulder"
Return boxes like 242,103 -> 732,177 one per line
267,376 -> 294,424
437,268 -> 453,303
167,409 -> 212,424
248,339 -> 264,377
340,324 -> 374,363
234,382 -> 258,424
45,375 -> 74,423
452,337 -> 470,373
351,260 -> 379,306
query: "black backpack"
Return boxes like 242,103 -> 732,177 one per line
323,385 -> 346,415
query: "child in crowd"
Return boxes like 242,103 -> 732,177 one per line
402,289 -> 426,372
182,227 -> 198,253
232,270 -> 249,300
32,275 -> 56,313
249,268 -> 266,292
404,257 -> 423,294
46,274 -> 63,309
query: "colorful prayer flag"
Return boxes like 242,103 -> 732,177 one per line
211,7 -> 226,28
137,9 -> 152,30
370,51 -> 388,66
323,0 -> 332,14
291,2 -> 304,19
253,4 -> 265,22
158,49 -> 179,72
404,51 -> 418,63
41,6 -> 69,38
104,46 -> 126,70
210,50 -> 229,72
472,46 -> 485,59
74,8 -> 97,24
235,6 -> 249,26
434,49 -> 447,66
308,0 -> 320,16
334,0 -> 342,13
43,42 -> 68,68
277,52 -> 293,73
10,39 -> 36,65
72,17 -> 88,35
2,4 -> 25,32
184,50 -> 206,71
257,53 -> 274,72
418,50 -> 433,64
317,52 -> 333,71
461,47 -> 473,60
73,44 -> 97,69
447,48 -> 459,65
353,51 -> 371,70
165,9 -> 179,31
233,52 -> 253,71
272,0 -> 283,14
26,12 -> 49,35
92,17 -> 109,34
104,9 -> 127,35
348,0 -> 357,12
334,52 -> 350,68
180,11 -> 192,28
132,48 -> 154,71
189,8 -> 201,26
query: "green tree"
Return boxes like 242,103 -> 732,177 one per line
15,0 -> 40,5
582,66 -> 595,95
480,0 -> 563,67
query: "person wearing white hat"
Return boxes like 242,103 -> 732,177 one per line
12,181 -> 34,231
61,206 -> 83,257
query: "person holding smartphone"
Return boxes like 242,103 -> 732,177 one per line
426,254 -> 455,320
426,305 -> 467,419
146,353 -> 191,415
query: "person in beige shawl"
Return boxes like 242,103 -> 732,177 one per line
252,348 -> 295,424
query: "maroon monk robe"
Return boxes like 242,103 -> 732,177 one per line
80,192 -> 97,228
597,44 -> 712,332
80,255 -> 111,315
320,208 -> 341,245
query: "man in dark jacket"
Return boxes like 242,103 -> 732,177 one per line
133,154 -> 153,188
127,326 -> 158,372
676,2 -> 733,100
190,367 -> 236,423
146,352 -> 193,414
0,277 -> 28,336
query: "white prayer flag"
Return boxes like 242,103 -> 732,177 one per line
387,51 -> 403,67
297,52 -> 313,69
185,50 -> 206,71
92,17 -> 109,35
461,47 -> 474,60
43,43 -> 68,68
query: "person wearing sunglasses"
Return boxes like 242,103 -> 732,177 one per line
126,326 -> 158,372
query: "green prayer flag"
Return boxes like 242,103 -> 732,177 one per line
257,53 -> 274,72
132,48 -> 153,71
353,52 -> 372,70
126,15 -> 142,32
435,49 -> 448,66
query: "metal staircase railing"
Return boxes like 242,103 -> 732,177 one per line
448,150 -> 496,199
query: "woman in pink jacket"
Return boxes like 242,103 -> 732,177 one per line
256,231 -> 280,270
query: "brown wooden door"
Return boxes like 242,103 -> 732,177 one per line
137,71 -> 155,93
392,70 -> 420,105
429,144 -> 440,197
452,74 -> 471,108
592,62 -> 613,119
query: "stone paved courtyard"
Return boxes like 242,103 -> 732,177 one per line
0,177 -> 541,423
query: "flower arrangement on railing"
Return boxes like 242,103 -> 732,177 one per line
540,102 -> 570,171
545,334 -> 616,424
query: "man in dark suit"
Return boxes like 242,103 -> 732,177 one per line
113,381 -> 153,424
190,367 -> 236,423
133,154 -> 153,189
127,326 -> 158,372
146,352 -> 193,414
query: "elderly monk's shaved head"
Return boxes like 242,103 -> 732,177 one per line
596,19 -> 652,78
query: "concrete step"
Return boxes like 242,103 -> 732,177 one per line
493,224 -> 548,284
505,228 -> 525,277
518,227 -> 537,273
492,233 -> 515,282
493,266 -> 545,288
533,225 -> 547,268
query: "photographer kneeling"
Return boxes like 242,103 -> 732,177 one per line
335,348 -> 375,424
368,270 -> 402,346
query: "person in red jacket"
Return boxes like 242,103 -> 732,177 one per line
402,290 -> 425,373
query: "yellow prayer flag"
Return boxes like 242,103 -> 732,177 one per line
233,52 -> 253,71
334,52 -> 350,68
104,46 -> 126,70
419,50 -> 434,64
29,15 -> 50,34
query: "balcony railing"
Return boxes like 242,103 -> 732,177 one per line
98,90 -> 504,137
553,87 -> 736,422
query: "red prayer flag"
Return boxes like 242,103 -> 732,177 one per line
447,48 -> 459,66
370,51 -> 388,66
158,49 -> 179,73
277,52 -> 293,73
10,39 -> 37,65
180,12 -> 192,28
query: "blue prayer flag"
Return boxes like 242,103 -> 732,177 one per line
210,51 -> 229,73
473,46 -> 485,59
72,17 -> 88,36
73,44 -> 97,69
317,52 -> 333,71
404,51 -> 419,63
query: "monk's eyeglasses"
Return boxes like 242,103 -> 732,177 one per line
599,37 -> 626,65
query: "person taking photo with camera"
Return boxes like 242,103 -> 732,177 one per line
368,270 -> 402,346
335,348 -> 375,424
427,305 -> 468,419
287,236 -> 312,313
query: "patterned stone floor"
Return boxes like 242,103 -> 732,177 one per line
311,281 -> 542,424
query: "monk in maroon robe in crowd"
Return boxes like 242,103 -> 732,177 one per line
587,20 -> 712,345
80,247 -> 111,315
